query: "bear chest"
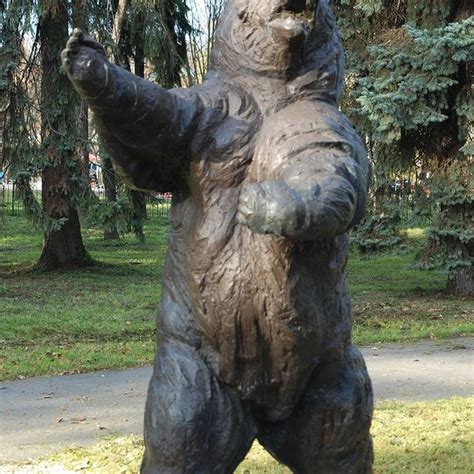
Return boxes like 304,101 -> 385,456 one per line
188,86 -> 261,194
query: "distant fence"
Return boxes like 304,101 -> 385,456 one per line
0,182 -> 171,220
90,187 -> 171,219
0,182 -> 430,226
146,193 -> 172,219
0,183 -> 41,216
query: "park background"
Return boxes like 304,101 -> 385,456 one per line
1,0 -> 473,472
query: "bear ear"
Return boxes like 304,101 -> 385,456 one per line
236,0 -> 250,22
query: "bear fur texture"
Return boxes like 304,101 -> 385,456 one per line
62,1 -> 373,472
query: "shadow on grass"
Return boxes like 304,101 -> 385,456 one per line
0,259 -> 161,279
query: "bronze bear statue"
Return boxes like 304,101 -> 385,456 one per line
62,0 -> 373,472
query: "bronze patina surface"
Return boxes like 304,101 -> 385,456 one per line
62,1 -> 373,472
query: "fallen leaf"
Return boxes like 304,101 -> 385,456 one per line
71,416 -> 87,424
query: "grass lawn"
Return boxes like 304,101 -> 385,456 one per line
0,214 -> 167,380
348,231 -> 474,345
7,397 -> 472,473
1,213 -> 473,380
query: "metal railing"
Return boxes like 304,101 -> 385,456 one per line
0,182 -> 172,221
0,183 -> 42,216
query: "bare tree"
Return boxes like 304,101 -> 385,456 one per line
101,0 -> 129,240
183,0 -> 225,86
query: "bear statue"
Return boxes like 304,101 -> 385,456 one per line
62,0 -> 373,472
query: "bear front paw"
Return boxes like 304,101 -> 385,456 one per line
61,28 -> 110,99
237,182 -> 268,231
237,181 -> 305,237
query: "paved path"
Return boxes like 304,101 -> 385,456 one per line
1,337 -> 473,463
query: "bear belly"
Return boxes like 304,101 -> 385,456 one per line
193,224 -> 331,420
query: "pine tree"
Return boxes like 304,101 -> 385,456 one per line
36,0 -> 90,270
335,0 -> 473,295
88,0 -> 193,241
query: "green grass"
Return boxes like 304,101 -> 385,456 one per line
1,214 -> 167,380
348,228 -> 473,344
5,397 -> 472,473
371,397 -> 473,473
1,215 -> 473,380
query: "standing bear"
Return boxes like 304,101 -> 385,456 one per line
62,0 -> 373,472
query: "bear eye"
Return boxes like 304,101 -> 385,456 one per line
276,1 -> 306,14
286,0 -> 306,13
237,9 -> 248,21
275,1 -> 317,15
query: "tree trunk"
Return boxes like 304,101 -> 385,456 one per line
37,173 -> 90,270
130,13 -> 147,241
162,0 -> 186,88
77,99 -> 89,182
374,186 -> 385,214
112,0 -> 128,46
447,233 -> 473,297
72,0 -> 90,183
99,0 -> 129,241
102,155 -> 120,240
1,0 -> 22,169
447,267 -> 474,297
130,189 -> 146,242
36,0 -> 90,271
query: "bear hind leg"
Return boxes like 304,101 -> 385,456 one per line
259,346 -> 373,474
141,340 -> 257,473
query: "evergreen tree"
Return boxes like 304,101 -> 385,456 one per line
86,0 -> 192,241
36,0 -> 90,270
2,1 -> 93,269
1,0 -> 36,184
335,0 -> 473,295
2,1 -> 194,249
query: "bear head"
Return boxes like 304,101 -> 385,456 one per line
209,0 -> 345,105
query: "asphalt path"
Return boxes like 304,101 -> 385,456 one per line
1,337 -> 473,463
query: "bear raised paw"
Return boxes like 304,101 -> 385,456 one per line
63,1 -> 373,472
